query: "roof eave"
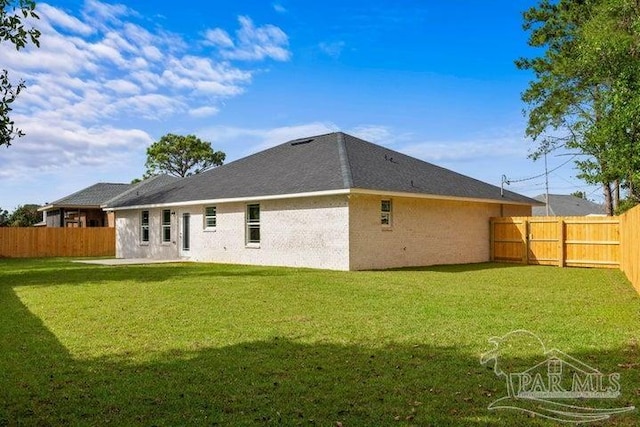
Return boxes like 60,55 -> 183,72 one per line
106,187 -> 538,211
350,188 -> 541,206
105,189 -> 352,211
38,204 -> 103,211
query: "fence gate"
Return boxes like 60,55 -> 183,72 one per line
490,217 -> 620,268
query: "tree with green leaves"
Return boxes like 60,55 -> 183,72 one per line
144,133 -> 225,178
0,206 -> 9,226
615,197 -> 639,215
1,0 -> 40,148
579,0 -> 640,205
8,203 -> 41,226
571,191 -> 587,200
517,0 -> 640,215
566,0 -> 640,212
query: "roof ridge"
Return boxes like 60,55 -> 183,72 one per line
288,131 -> 338,144
103,179 -> 150,206
103,174 -> 179,206
336,132 -> 353,188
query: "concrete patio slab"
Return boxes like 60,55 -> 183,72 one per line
74,258 -> 187,266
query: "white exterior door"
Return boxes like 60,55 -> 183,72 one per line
180,212 -> 191,257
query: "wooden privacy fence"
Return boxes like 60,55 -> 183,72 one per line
620,205 -> 640,294
490,205 -> 640,295
0,228 -> 115,258
490,216 -> 621,268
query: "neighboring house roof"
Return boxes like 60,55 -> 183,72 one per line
40,183 -> 132,211
40,175 -> 180,211
105,132 -> 541,209
532,194 -> 605,216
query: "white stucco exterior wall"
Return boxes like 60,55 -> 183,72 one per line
348,194 -> 530,270
116,195 -> 351,270
115,193 -> 532,270
116,208 -> 179,259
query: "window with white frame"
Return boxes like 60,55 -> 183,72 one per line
246,204 -> 260,245
141,210 -> 149,243
161,209 -> 171,243
204,206 -> 216,229
381,199 -> 392,227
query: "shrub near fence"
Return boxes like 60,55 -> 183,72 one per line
0,228 -> 115,258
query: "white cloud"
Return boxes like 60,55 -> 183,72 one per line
1,0 -> 291,184
189,106 -> 220,118
208,16 -> 291,62
106,79 -> 141,95
253,123 -> 339,149
349,125 -> 394,144
203,28 -> 234,48
198,123 -> 408,158
199,122 -> 339,155
195,80 -> 246,96
196,123 -> 531,171
89,41 -> 126,65
82,0 -> 131,24
0,115 -> 153,180
318,41 -> 346,58
401,134 -> 530,163
273,3 -> 287,13
161,55 -> 252,96
0,32 -> 94,74
109,94 -> 185,120
38,3 -> 94,36
129,70 -> 160,91
141,45 -> 163,62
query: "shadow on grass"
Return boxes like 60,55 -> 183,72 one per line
0,259 -> 295,288
385,262 -> 528,273
1,277 -> 638,426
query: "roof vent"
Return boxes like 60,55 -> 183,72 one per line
384,154 -> 397,164
291,138 -> 314,146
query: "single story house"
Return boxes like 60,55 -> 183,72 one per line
104,132 -> 540,270
39,175 -> 178,227
532,194 -> 605,216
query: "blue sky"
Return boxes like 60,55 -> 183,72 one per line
0,0 -> 602,210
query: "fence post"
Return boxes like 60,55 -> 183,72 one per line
489,218 -> 495,262
558,218 -> 565,267
619,214 -> 624,273
522,218 -> 529,265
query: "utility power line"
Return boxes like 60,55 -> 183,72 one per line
501,155 -> 578,215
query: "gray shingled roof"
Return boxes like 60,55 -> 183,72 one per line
47,183 -> 132,208
105,132 -> 540,208
532,194 -> 605,216
104,174 -> 180,207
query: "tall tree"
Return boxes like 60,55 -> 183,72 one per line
144,133 -> 225,178
579,0 -> 640,204
517,0 -> 640,215
1,0 -> 40,147
517,0 -> 618,212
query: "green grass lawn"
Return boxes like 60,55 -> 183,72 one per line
1,258 -> 639,426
